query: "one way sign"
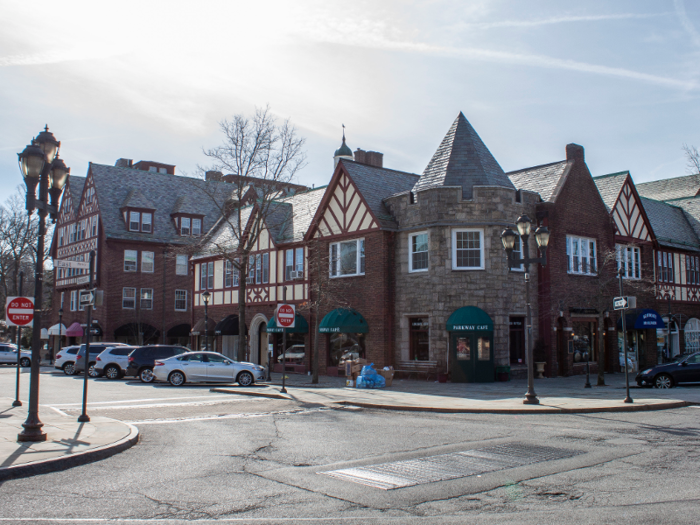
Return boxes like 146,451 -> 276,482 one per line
79,290 -> 95,306
613,296 -> 628,310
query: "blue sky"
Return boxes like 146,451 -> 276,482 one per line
1,0 -> 699,203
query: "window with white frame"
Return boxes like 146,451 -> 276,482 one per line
122,287 -> 136,309
142,213 -> 152,233
175,290 -> 187,311
255,254 -> 262,284
70,290 -> 77,312
233,258 -> 240,286
330,239 -> 365,277
124,250 -> 137,272
91,215 -> 98,236
262,253 -> 269,283
141,251 -> 154,273
285,249 -> 294,281
657,251 -> 675,283
140,288 -> 153,310
617,245 -> 641,279
176,254 -> 188,275
510,235 -> 524,271
200,263 -> 207,290
69,224 -> 76,243
686,255 -> 700,285
295,247 -> 304,277
181,217 -> 191,236
247,255 -> 255,284
129,211 -> 140,232
452,229 -> 484,270
566,236 -> 597,275
225,260 -> 233,287
409,232 -> 429,272
207,261 -> 214,289
192,218 -> 201,236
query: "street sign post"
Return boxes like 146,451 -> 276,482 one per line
6,296 -> 34,327
613,296 -> 628,310
275,304 -> 296,328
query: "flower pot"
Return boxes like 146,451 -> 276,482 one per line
535,362 -> 546,379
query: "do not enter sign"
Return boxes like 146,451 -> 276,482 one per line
6,296 -> 34,327
276,304 -> 296,329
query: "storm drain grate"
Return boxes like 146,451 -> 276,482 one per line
322,443 -> 583,490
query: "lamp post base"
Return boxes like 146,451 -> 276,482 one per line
78,414 -> 91,423
623,396 -> 633,404
18,423 -> 47,442
523,393 -> 540,405
12,400 -> 22,407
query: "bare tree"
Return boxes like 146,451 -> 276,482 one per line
198,106 -> 306,360
683,144 -> 700,175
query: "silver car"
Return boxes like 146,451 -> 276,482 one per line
153,351 -> 266,387
0,343 -> 32,367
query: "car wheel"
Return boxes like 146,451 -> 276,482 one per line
139,368 -> 155,383
88,364 -> 100,378
655,373 -> 674,389
19,357 -> 31,367
237,371 -> 254,387
169,371 -> 185,386
63,362 -> 76,375
104,365 -> 121,380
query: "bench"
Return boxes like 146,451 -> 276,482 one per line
394,361 -> 440,381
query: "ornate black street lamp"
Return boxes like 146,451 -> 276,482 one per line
17,126 -> 69,442
202,291 -> 211,352
501,215 -> 550,405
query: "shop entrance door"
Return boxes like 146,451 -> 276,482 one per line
450,332 -> 494,383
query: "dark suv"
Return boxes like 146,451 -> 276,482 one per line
74,342 -> 128,377
125,345 -> 190,383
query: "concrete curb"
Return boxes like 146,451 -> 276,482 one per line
0,423 -> 139,482
210,387 -> 291,400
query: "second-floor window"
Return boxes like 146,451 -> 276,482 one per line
330,239 -> 365,277
617,245 -> 640,279
124,250 -> 137,272
687,255 -> 700,285
567,236 -> 597,275
142,251 -> 154,273
175,290 -> 187,311
452,229 -> 484,270
658,251 -> 675,283
176,255 -> 188,275
225,260 -> 233,287
122,288 -> 136,309
409,232 -> 429,272
70,290 -> 77,312
208,261 -> 214,289
140,288 -> 153,310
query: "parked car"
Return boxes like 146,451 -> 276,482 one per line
74,342 -> 129,377
0,343 -> 32,367
153,351 -> 266,386
636,352 -> 700,388
54,345 -> 81,374
277,344 -> 305,364
94,346 -> 138,379
125,345 -> 190,383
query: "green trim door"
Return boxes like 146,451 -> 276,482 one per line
450,331 -> 495,383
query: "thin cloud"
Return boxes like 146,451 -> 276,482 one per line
460,12 -> 673,30
674,0 -> 700,48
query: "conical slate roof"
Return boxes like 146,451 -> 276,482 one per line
413,112 -> 514,199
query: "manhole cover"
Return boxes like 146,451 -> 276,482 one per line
322,443 -> 583,490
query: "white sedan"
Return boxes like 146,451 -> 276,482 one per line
153,351 -> 267,387
0,344 -> 32,367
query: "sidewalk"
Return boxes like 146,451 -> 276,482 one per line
0,399 -> 138,481
212,372 -> 695,414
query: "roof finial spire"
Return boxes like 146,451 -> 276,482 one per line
342,123 -> 346,143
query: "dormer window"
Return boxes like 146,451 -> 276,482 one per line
123,209 -> 154,233
142,213 -> 152,233
192,219 -> 201,236
129,211 -> 140,231
181,217 -> 191,236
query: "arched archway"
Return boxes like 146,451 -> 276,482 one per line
249,314 -> 269,366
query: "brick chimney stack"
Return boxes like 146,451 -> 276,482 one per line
354,148 -> 383,168
566,143 -> 584,162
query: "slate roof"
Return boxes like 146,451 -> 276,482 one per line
507,160 -> 572,203
636,174 -> 700,202
89,163 -> 236,244
341,160 -> 419,230
67,175 -> 86,214
663,197 -> 700,242
592,171 -> 629,212
122,189 -> 156,210
412,112 -> 514,200
640,197 -> 700,251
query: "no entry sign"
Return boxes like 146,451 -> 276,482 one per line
276,304 -> 296,329
6,296 -> 34,327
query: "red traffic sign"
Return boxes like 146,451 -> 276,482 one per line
276,304 -> 296,329
6,296 -> 34,327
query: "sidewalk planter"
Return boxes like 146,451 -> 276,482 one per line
535,362 -> 546,379
437,373 -> 449,383
495,366 -> 510,382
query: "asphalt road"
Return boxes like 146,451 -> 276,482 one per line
2,366 -> 700,524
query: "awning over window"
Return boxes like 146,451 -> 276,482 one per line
191,317 -> 217,336
214,315 -> 247,336
446,306 -> 494,332
319,309 -> 368,333
40,328 -> 49,340
48,323 -> 68,336
616,309 -> 666,330
267,314 -> 309,333
167,324 -> 192,338
66,322 -> 83,337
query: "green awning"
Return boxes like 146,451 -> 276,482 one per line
319,308 -> 368,333
446,306 -> 493,332
267,313 -> 309,334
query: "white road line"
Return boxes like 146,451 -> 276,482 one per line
46,394 -> 249,407
52,398 -> 266,411
49,406 -> 70,417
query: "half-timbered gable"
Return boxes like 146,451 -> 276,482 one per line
594,172 -> 653,243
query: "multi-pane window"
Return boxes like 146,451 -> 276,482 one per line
200,263 -> 207,290
90,216 -> 99,237
192,219 -> 201,236
69,224 -> 76,243
330,239 -> 365,277
247,255 -> 255,283
129,211 -> 140,232
141,251 -> 154,273
176,254 -> 188,275
686,255 -> 700,285
409,232 -> 429,272
617,245 -> 641,279
657,251 -> 675,283
255,254 -> 262,284
142,213 -> 152,233
262,253 -> 269,283
122,288 -> 136,309
295,247 -> 304,278
452,229 -> 484,269
207,261 -> 214,289
510,235 -> 524,271
124,250 -> 137,272
233,258 -> 240,287
225,260 -> 233,287
285,249 -> 294,281
175,290 -> 187,311
566,236 -> 597,275
70,290 -> 77,312
181,217 -> 191,236
140,288 -> 153,310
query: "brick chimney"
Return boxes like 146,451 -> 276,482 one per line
205,171 -> 224,181
566,144 -> 584,162
115,158 -> 133,168
354,148 -> 383,168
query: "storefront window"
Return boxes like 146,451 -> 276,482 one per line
571,320 -> 597,362
274,333 -> 305,365
456,337 -> 470,360
684,318 -> 700,353
409,318 -> 429,360
478,338 -> 490,361
328,333 -> 366,366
